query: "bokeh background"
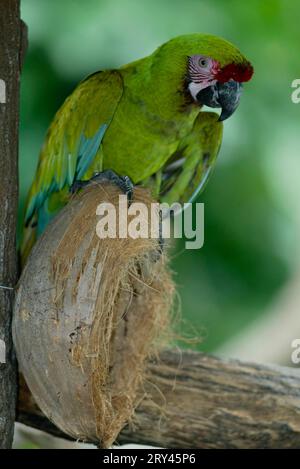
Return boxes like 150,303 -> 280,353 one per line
19,0 -> 300,362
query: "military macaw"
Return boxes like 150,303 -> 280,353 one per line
21,33 -> 253,262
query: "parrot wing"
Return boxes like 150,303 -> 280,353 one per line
21,70 -> 123,264
24,70 -> 124,226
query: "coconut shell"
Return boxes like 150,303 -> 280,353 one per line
13,183 -> 174,447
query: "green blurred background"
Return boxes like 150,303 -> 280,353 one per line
19,0 -> 300,353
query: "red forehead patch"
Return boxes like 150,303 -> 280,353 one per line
216,62 -> 254,83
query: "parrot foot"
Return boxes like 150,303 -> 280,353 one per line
70,169 -> 134,203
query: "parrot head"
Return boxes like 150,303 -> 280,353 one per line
152,34 -> 254,121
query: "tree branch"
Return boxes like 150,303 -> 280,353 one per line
0,0 -> 23,448
17,348 -> 300,449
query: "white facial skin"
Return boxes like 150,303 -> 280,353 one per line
188,54 -> 220,101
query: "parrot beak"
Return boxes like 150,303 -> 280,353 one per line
196,79 -> 243,121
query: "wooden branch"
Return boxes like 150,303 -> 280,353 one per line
17,348 -> 300,449
0,0 -> 23,448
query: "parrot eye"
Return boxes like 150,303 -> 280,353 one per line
188,55 -> 220,91
199,58 -> 208,68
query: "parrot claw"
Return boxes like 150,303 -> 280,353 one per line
70,179 -> 89,194
70,170 -> 134,204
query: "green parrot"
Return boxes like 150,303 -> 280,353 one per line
21,33 -> 253,262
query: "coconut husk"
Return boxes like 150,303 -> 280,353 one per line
13,183 -> 174,447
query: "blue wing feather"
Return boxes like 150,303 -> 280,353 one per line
76,124 -> 108,179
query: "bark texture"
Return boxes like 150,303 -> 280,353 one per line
0,0 -> 23,448
18,349 -> 300,449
